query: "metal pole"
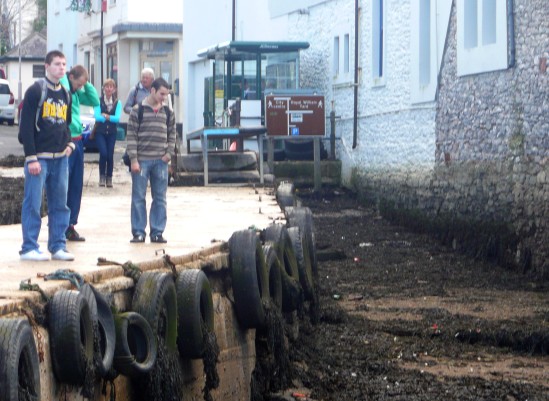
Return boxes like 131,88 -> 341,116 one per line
17,0 -> 21,104
352,0 -> 359,149
232,0 -> 236,41
330,105 -> 336,160
100,9 -> 104,84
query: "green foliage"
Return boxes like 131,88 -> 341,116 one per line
70,0 -> 91,12
33,0 -> 47,32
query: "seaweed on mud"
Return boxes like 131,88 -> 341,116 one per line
0,155 -> 24,167
81,348 -> 96,399
133,337 -> 184,401
202,323 -> 220,401
286,188 -> 549,401
251,300 -> 292,401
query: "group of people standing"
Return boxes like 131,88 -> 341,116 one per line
18,50 -> 175,262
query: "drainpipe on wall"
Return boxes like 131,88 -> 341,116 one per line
352,0 -> 360,149
232,0 -> 236,41
507,0 -> 515,68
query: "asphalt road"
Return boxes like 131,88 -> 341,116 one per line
0,123 -> 23,157
0,123 -> 124,162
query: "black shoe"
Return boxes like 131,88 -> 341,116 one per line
130,234 -> 145,243
66,226 -> 85,241
150,235 -> 167,243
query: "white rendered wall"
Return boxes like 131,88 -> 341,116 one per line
47,1 -> 79,66
291,0 -> 445,185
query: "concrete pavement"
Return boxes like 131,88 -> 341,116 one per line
0,158 -> 284,314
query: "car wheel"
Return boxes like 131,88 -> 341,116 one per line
7,119 -> 14,126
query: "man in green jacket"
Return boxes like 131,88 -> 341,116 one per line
60,65 -> 100,241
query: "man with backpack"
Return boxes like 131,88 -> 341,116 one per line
126,77 -> 175,244
18,50 -> 75,261
123,67 -> 154,114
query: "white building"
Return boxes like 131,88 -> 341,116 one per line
0,31 -> 47,104
182,0 -> 450,184
271,0 -> 451,185
47,0 -> 183,124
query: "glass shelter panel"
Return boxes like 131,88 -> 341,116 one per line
198,42 -> 308,127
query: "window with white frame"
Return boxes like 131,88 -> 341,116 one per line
457,0 -> 508,76
371,0 -> 385,85
332,25 -> 352,85
411,0 -> 452,103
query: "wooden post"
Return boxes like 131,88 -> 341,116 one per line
314,137 -> 321,191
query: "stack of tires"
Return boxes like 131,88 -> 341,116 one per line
228,204 -> 318,329
0,267 -> 217,400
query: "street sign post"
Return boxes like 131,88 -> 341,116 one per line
265,95 -> 325,137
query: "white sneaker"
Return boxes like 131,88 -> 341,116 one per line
51,249 -> 75,261
20,249 -> 50,261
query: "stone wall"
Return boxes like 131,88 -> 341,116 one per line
355,1 -> 549,277
290,0 -> 548,277
433,0 -> 549,276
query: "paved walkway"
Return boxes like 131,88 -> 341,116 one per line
0,158 -> 283,313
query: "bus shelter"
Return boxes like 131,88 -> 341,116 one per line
197,40 -> 310,128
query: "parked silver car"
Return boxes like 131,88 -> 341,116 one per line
0,78 -> 15,126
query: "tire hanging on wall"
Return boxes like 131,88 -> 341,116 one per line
0,318 -> 41,401
276,181 -> 296,210
229,229 -> 269,328
80,284 -> 116,378
262,243 -> 283,310
176,269 -> 215,359
48,289 -> 94,385
287,226 -> 315,300
263,223 -> 302,312
132,271 -> 178,352
113,312 -> 157,377
79,283 -> 99,372
285,207 -> 318,280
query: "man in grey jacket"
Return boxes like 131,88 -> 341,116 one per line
123,67 -> 154,114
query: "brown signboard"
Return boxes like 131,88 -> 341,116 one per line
265,95 -> 326,137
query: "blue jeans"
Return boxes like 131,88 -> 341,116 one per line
21,157 -> 70,254
67,139 -> 84,226
95,131 -> 116,178
131,159 -> 169,237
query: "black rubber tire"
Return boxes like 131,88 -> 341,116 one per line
262,243 -> 283,309
176,269 -> 215,359
287,226 -> 315,300
262,148 -> 286,162
229,229 -> 269,328
113,312 -> 157,377
285,207 -> 318,280
263,223 -> 302,311
276,181 -> 296,210
132,271 -> 178,352
284,139 -> 328,160
90,285 -> 116,377
79,283 -> 99,373
0,318 -> 40,401
48,289 -> 94,385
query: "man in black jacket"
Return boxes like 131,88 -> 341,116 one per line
18,50 -> 75,261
